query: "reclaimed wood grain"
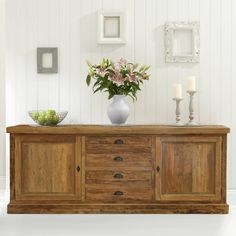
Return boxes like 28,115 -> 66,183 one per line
14,135 -> 82,200
6,125 -> 230,135
156,136 -> 222,202
7,125 -> 229,214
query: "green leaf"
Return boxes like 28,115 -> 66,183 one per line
86,75 -> 91,86
144,65 -> 150,71
92,80 -> 100,89
93,86 -> 103,94
139,65 -> 146,72
108,93 -> 114,100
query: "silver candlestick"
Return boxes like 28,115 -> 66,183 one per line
186,90 -> 198,125
173,98 -> 183,126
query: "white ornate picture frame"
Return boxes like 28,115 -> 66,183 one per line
97,11 -> 126,44
165,22 -> 200,63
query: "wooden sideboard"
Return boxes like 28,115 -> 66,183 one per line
7,125 -> 230,214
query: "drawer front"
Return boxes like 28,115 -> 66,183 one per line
85,187 -> 154,202
86,153 -> 153,168
85,170 -> 153,186
86,136 -> 153,154
86,136 -> 152,146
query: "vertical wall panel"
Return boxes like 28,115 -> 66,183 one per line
26,0 -> 38,123
6,0 -> 17,125
4,0 -> 236,189
134,0 -> 147,124
80,0 -> 93,123
221,0 -> 232,188
166,0 -> 180,123
37,0 -> 50,110
0,0 -> 6,183
178,0 -> 192,123
155,0 -> 168,124
48,0 -> 60,112
199,0 -> 211,124
145,0 -> 157,124
210,0 -> 221,124
231,0 -> 236,189
59,0 -> 70,124
189,0 -> 200,122
69,0 -> 82,123
15,0 -> 27,122
124,0 -> 135,124
89,0 -> 103,124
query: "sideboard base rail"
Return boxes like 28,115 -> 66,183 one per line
7,203 -> 229,214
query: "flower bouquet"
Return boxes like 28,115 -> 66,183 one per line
86,58 -> 150,124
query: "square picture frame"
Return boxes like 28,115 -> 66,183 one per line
97,11 -> 126,44
165,22 -> 200,63
37,47 -> 58,74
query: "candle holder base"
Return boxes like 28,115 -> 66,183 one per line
173,121 -> 184,126
185,121 -> 199,126
172,123 -> 184,126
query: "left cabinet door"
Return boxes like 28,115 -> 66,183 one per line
14,135 -> 82,200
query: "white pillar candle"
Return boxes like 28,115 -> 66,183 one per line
187,76 -> 196,91
174,84 -> 182,99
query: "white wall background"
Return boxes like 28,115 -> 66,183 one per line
3,0 -> 236,190
0,0 -> 5,189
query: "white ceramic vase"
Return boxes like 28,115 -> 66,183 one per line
107,95 -> 130,125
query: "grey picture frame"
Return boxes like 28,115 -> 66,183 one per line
37,47 -> 58,74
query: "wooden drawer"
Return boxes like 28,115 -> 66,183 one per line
85,170 -> 153,186
86,136 -> 152,146
85,187 -> 154,202
86,136 -> 153,154
86,153 -> 153,168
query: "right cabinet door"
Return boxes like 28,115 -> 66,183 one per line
155,136 -> 222,202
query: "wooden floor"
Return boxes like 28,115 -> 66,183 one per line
0,191 -> 236,236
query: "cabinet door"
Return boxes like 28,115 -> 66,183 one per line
155,136 -> 222,202
15,135 -> 82,200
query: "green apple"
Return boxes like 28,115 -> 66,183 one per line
40,111 -> 47,117
52,115 -> 60,124
45,115 -> 54,125
38,115 -> 46,125
47,109 -> 56,116
32,112 -> 39,121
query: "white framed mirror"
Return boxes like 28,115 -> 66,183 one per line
165,22 -> 200,63
97,11 -> 126,44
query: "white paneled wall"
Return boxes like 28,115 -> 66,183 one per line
0,0 -> 5,188
4,0 -> 236,189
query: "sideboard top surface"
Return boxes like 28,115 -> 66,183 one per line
7,124 -> 230,135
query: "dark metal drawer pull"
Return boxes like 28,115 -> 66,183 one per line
113,173 -> 124,179
76,165 -> 80,172
114,191 -> 124,196
156,166 -> 160,172
114,139 -> 124,144
113,156 -> 123,162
